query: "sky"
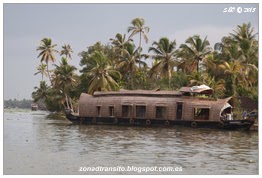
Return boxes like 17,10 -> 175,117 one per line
2,3 -> 259,100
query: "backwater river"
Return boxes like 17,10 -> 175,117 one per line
3,109 -> 258,175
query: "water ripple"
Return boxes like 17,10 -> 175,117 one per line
3,110 -> 258,175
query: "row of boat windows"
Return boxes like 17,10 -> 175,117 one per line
96,105 -> 167,119
96,105 -> 210,120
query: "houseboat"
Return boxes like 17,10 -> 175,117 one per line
31,103 -> 38,111
65,85 -> 254,130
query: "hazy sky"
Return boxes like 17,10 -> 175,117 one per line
3,3 -> 259,100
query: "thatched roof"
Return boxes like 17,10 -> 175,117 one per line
93,89 -> 182,97
93,85 -> 214,97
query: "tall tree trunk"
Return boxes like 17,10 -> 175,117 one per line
69,97 -> 74,113
65,94 -> 70,109
196,59 -> 199,72
139,32 -> 142,69
131,73 -> 134,90
168,67 -> 171,88
46,63 -> 53,86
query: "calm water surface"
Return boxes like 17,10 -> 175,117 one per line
3,109 -> 258,175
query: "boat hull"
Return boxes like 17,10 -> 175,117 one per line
65,111 -> 254,131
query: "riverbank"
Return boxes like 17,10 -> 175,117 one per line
46,112 -> 67,120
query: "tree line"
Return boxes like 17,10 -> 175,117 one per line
4,99 -> 33,109
31,18 -> 258,112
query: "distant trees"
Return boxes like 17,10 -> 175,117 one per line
4,99 -> 33,109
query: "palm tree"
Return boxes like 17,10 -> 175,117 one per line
148,37 -> 177,88
34,63 -> 48,81
110,33 -> 132,58
44,88 -> 66,112
243,39 -> 258,66
176,50 -> 196,74
118,43 -> 146,89
31,81 -> 50,102
213,23 -> 258,99
128,17 -> 150,69
52,57 -> 78,110
86,51 -> 122,95
60,44 -> 73,60
242,63 -> 258,88
230,23 -> 258,66
178,35 -> 212,72
218,60 -> 244,97
222,43 -> 244,62
187,71 -> 204,86
230,22 -> 257,42
37,38 -> 59,85
204,76 -> 226,98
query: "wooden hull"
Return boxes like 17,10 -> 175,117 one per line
65,112 -> 254,131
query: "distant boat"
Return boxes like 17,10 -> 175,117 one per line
65,85 -> 255,131
31,103 -> 38,111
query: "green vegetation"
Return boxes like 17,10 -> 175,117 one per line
32,18 -> 258,112
4,99 -> 33,109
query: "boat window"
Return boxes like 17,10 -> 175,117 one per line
122,105 -> 132,118
97,106 -> 101,117
109,106 -> 114,117
156,106 -> 167,119
194,108 -> 209,120
136,105 -> 146,118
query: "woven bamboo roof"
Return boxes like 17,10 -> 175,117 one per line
93,84 -> 214,97
93,89 -> 182,97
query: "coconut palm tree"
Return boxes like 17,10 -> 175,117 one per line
34,63 -> 48,81
230,23 -> 258,66
60,44 -> 73,60
118,43 -> 146,89
223,43 -> 244,62
204,76 -> 226,98
218,60 -> 245,97
242,63 -> 258,88
52,57 -> 78,110
128,17 -> 150,69
31,81 -> 50,102
110,33 -> 132,58
86,51 -> 122,95
148,37 -> 177,88
187,71 -> 204,86
243,39 -> 258,66
44,88 -> 66,112
230,22 -> 257,42
37,38 -> 59,85
178,35 -> 212,73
